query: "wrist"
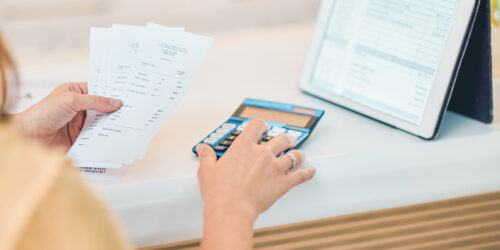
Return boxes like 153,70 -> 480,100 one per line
202,199 -> 256,250
204,198 -> 258,224
9,113 -> 26,132
9,111 -> 38,138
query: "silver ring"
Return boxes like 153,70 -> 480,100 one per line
286,153 -> 296,170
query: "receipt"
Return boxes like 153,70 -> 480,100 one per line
68,23 -> 212,170
87,27 -> 110,96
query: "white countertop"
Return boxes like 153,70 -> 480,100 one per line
15,23 -> 500,247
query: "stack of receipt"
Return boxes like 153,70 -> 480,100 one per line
67,23 -> 212,180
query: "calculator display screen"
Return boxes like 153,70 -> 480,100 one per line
237,106 -> 312,128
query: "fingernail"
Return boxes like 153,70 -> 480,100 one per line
308,167 -> 317,174
196,144 -> 207,154
110,98 -> 122,107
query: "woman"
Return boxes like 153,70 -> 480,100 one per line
0,33 -> 316,249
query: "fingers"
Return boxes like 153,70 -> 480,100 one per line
73,82 -> 89,94
277,150 -> 305,171
285,167 -> 316,190
67,111 -> 86,144
197,144 -> 217,169
239,119 -> 269,143
53,82 -> 88,95
265,134 -> 297,155
64,93 -> 122,113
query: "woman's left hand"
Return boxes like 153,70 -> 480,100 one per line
11,82 -> 122,150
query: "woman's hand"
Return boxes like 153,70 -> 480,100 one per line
12,82 -> 122,150
196,119 -> 316,250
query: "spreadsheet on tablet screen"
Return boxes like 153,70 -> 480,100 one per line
311,0 -> 459,125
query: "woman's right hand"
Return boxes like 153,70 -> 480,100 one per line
196,119 -> 316,250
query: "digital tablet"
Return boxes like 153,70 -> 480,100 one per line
299,0 -> 480,139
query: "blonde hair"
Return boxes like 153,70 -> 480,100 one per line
0,33 -> 18,113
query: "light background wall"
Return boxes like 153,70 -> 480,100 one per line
0,0 -> 498,74
0,0 -> 321,65
492,27 -> 500,75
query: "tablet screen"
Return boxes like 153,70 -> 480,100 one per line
311,0 -> 459,125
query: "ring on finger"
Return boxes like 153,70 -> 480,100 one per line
286,152 -> 297,170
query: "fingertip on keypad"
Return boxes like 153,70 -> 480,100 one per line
199,122 -> 303,155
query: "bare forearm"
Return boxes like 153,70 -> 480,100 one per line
201,202 -> 255,250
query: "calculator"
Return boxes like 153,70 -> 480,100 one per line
192,98 -> 325,158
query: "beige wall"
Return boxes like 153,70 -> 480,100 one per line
0,0 -> 321,65
492,27 -> 500,76
1,0 -> 498,76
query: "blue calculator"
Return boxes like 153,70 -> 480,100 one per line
192,98 -> 325,158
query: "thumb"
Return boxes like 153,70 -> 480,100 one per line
196,144 -> 217,169
65,93 -> 122,113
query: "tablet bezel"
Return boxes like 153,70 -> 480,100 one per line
299,0 -> 480,139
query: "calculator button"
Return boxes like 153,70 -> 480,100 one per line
216,128 -> 231,134
210,133 -> 225,139
225,135 -> 237,141
267,131 -> 281,137
271,127 -> 286,134
237,125 -> 246,131
287,130 -> 302,138
214,145 -> 227,152
222,123 -> 236,129
219,140 -> 233,146
262,135 -> 273,141
231,130 -> 241,136
203,138 -> 218,145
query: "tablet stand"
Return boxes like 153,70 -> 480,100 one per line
447,0 -> 494,124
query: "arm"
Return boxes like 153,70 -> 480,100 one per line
196,119 -> 316,249
202,200 -> 255,250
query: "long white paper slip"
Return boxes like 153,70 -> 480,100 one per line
79,166 -> 128,181
81,24 -> 189,166
87,27 -> 110,96
67,24 -> 213,167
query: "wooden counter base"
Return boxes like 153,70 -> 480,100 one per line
142,191 -> 500,249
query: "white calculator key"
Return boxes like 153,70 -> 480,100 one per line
237,125 -> 246,131
271,127 -> 286,134
216,128 -> 231,134
267,131 -> 280,137
210,133 -> 225,139
203,137 -> 218,145
242,121 -> 249,125
222,123 -> 236,129
287,130 -> 302,138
